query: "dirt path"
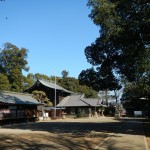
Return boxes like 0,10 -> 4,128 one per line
0,117 -> 148,150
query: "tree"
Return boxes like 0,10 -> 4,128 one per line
78,67 -> 121,104
61,70 -> 69,78
32,90 -> 53,120
58,77 -> 98,98
32,90 -> 53,107
79,0 -> 149,107
34,73 -> 51,81
78,84 -> 98,98
0,73 -> 10,90
11,68 -> 24,92
23,73 -> 35,90
121,83 -> 143,115
78,67 -> 98,90
86,0 -> 150,82
120,63 -> 150,117
0,42 -> 29,92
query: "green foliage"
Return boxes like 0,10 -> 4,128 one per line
0,42 -> 29,92
58,77 -> 79,93
32,90 -> 48,102
34,73 -> 51,81
58,77 -> 98,98
23,73 -> 35,90
61,70 -> 69,78
11,68 -> 23,92
78,67 -> 97,90
121,81 -> 150,112
45,101 -> 53,107
78,67 -> 121,92
29,73 -> 61,83
32,90 -> 53,106
0,73 -> 10,90
78,84 -> 98,98
78,0 -> 150,113
84,0 -> 150,84
0,43 -> 29,73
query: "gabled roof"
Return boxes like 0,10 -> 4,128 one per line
39,79 -> 73,93
25,79 -> 73,94
57,94 -> 88,107
0,91 -> 41,105
57,94 -> 105,107
82,98 -> 102,107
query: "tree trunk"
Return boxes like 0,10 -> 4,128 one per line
105,89 -> 108,105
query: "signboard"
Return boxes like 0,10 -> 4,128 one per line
134,111 -> 142,117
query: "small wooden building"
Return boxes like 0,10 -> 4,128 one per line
0,91 -> 42,125
57,94 -> 106,118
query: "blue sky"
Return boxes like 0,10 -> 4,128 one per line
0,0 -> 99,78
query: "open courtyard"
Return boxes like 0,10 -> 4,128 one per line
0,117 -> 149,150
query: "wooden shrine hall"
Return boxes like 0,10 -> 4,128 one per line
24,79 -> 73,106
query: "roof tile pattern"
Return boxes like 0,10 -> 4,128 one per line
39,79 -> 73,93
57,94 -> 103,107
0,91 -> 41,105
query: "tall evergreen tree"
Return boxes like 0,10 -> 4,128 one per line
0,73 -> 10,91
0,42 -> 29,92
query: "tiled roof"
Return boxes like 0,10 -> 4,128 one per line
0,91 -> 41,105
39,79 -> 73,93
57,94 -> 88,107
82,98 -> 102,107
25,79 -> 73,94
57,94 -> 104,107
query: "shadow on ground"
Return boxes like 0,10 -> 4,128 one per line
0,118 -> 147,150
2,118 -> 145,135
142,119 -> 150,137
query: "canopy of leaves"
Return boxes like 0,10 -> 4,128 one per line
57,77 -> 98,98
83,0 -> 150,84
121,81 -> 150,112
32,90 -> 53,107
0,43 -> 29,92
61,70 -> 69,78
11,68 -> 24,92
78,67 -> 121,92
0,73 -> 10,91
0,43 -> 29,74
23,73 -> 35,91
